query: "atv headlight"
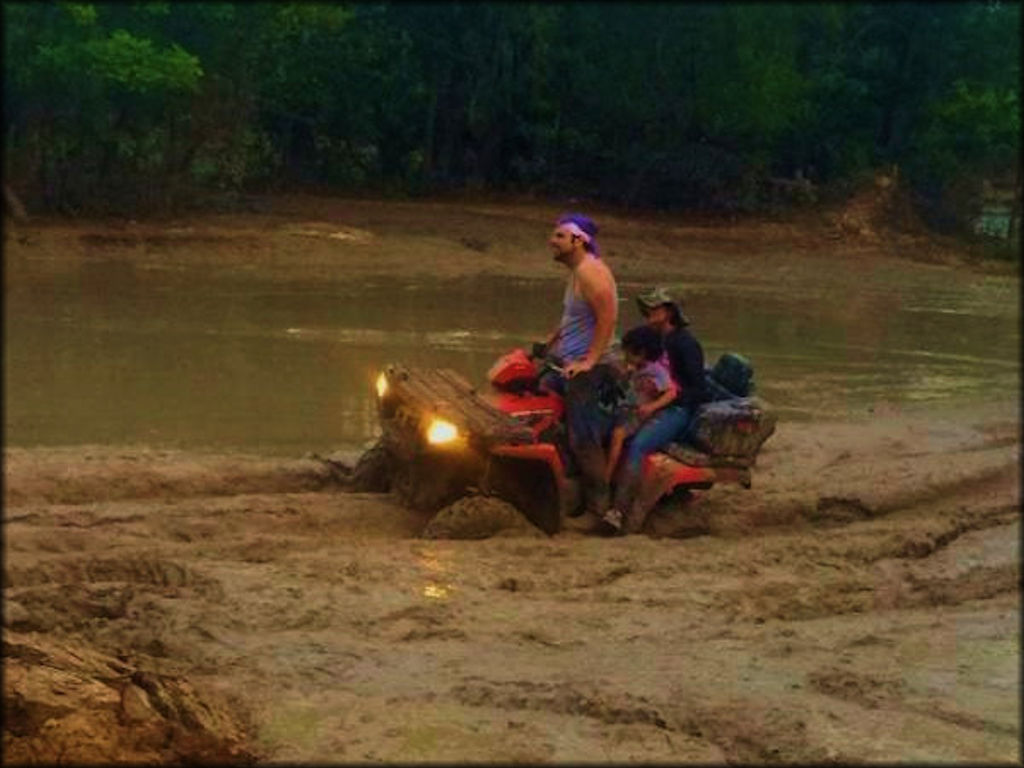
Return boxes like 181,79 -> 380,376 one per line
375,372 -> 389,399
426,417 -> 459,445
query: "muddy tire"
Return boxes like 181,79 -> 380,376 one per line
421,494 -> 546,539
391,453 -> 474,513
346,440 -> 397,492
481,456 -> 561,535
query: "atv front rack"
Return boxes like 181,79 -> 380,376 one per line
378,364 -> 536,453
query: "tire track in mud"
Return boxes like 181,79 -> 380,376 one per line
499,492 -> 1019,626
4,554 -> 228,662
4,554 -> 223,595
450,679 -> 670,729
805,667 -> 1019,737
704,454 -> 1018,536
807,667 -> 907,709
809,461 -> 1019,527
704,521 -> 1019,623
2,410 -> 1018,763
905,705 -> 1020,738
805,662 -> 1021,752
2,448 -> 337,508
492,488 -> 1018,622
358,603 -> 468,643
701,413 -> 1019,533
668,691 -> 830,764
4,489 -> 426,568
686,451 -> 1020,622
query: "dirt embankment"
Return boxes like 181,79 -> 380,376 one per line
4,185 -> 1013,286
3,397 -> 1019,763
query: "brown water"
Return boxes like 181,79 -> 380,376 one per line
4,251 -> 1019,456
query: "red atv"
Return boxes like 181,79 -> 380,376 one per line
369,347 -> 775,535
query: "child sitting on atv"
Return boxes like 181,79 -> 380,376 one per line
602,325 -> 684,534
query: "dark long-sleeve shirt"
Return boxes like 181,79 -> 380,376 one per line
663,325 -> 710,408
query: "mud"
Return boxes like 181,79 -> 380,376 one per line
421,495 -> 547,540
4,399 -> 1019,763
3,196 -> 1020,763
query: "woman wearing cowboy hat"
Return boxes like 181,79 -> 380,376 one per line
607,286 -> 710,534
635,286 -> 709,416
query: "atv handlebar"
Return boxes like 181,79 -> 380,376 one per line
528,342 -> 564,376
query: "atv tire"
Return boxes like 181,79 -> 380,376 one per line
481,456 -> 562,535
391,453 -> 475,513
346,439 -> 396,492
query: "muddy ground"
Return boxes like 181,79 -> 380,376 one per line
3,194 -> 1021,763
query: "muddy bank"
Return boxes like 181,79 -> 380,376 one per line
5,192 -> 1015,284
5,632 -> 254,764
4,400 -> 1019,763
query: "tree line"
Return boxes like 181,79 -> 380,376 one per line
3,2 -> 1019,238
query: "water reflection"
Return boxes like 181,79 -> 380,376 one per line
414,548 -> 454,600
4,253 -> 1018,455
422,584 -> 451,600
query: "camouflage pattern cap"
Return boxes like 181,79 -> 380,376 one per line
635,286 -> 676,310
636,286 -> 690,325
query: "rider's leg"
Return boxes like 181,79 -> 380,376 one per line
617,406 -> 691,533
565,367 -> 615,517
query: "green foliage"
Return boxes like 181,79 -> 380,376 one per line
65,3 -> 98,26
923,80 -> 1019,176
697,5 -> 808,145
2,0 -> 1018,231
908,78 -> 1019,233
83,30 -> 202,93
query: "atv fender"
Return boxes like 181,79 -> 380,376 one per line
487,443 -> 571,534
634,453 -> 716,517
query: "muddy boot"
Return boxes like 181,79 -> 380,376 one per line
598,508 -> 625,536
611,468 -> 641,530
562,509 -> 605,534
622,503 -> 649,535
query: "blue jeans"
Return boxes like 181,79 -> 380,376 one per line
613,404 -> 692,513
537,368 -> 566,396
563,364 -> 619,515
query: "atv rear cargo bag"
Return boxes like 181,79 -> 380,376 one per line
690,396 -> 776,459
705,352 -> 755,400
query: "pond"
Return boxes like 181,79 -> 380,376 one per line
4,245 -> 1019,456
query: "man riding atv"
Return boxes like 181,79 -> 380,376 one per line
344,214 -> 776,537
538,213 -> 621,525
365,335 -> 774,537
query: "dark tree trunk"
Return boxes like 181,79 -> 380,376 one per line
4,183 -> 29,221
